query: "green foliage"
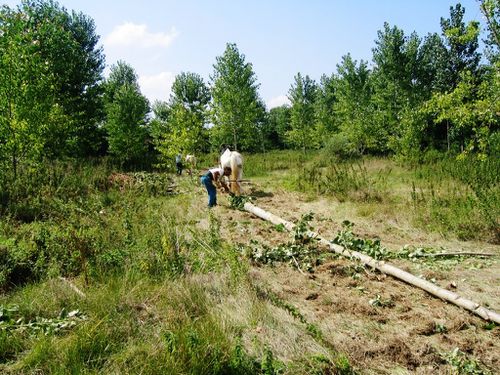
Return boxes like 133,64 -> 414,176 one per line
440,3 -> 481,89
322,133 -> 361,160
409,155 -> 499,242
228,194 -> 252,210
315,74 -> 339,136
442,348 -> 492,375
292,161 -> 382,203
0,5 -> 61,178
0,305 -> 86,336
104,62 -> 150,166
333,221 -> 389,260
263,105 -> 291,150
244,213 -> 321,272
210,43 -> 266,151
409,69 -> 499,158
287,73 -> 320,152
261,345 -> 285,375
334,54 -> 374,154
0,0 -> 105,178
153,72 -> 210,167
370,24 -> 426,153
480,0 -> 500,62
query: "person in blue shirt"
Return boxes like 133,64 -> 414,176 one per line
200,166 -> 232,207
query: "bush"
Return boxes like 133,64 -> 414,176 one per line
322,134 -> 361,160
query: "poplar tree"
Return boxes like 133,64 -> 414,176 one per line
210,43 -> 265,151
153,72 -> 210,166
104,61 -> 150,165
287,73 -> 318,152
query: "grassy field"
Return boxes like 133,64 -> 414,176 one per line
1,151 -> 498,374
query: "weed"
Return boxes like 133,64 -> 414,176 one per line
0,305 -> 86,336
261,345 -> 285,374
253,285 -> 323,342
409,156 -> 499,242
368,294 -> 395,308
442,348 -> 492,375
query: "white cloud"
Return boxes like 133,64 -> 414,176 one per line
104,23 -> 179,48
139,71 -> 176,103
266,95 -> 290,109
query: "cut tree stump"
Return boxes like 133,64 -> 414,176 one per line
243,202 -> 500,324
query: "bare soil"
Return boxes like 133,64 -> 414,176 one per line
213,179 -> 500,374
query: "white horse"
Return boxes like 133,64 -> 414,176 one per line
220,148 -> 243,195
185,154 -> 197,176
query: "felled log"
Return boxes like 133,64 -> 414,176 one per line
243,202 -> 500,324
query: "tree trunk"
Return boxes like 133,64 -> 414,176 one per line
243,202 -> 500,324
232,127 -> 238,152
446,120 -> 450,152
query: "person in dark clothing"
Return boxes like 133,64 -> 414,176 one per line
175,154 -> 183,175
200,166 -> 231,207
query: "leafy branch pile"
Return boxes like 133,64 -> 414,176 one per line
109,172 -> 176,196
228,195 -> 253,210
333,221 -> 490,270
0,305 -> 86,336
333,221 -> 390,260
244,213 -> 323,272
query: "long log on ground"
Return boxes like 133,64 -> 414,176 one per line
414,252 -> 495,258
243,202 -> 500,324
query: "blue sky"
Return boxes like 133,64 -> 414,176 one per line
3,0 -> 485,108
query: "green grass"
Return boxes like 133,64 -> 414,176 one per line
247,150 -> 498,243
0,159 -> 349,374
0,149 -> 497,373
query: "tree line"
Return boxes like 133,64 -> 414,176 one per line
1,0 -> 499,181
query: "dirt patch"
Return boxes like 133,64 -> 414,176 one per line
215,183 -> 500,373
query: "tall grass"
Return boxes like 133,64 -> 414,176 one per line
1,159 -> 348,374
409,155 -> 499,242
242,149 -> 498,242
290,161 -> 387,203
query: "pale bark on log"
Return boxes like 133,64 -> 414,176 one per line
243,202 -> 500,324
415,252 -> 495,258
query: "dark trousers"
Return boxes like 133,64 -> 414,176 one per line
176,162 -> 183,175
200,173 -> 216,207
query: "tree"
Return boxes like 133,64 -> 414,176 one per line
371,23 -> 428,153
287,73 -> 318,152
0,0 -> 106,182
265,105 -> 291,149
418,32 -> 449,94
104,62 -> 150,165
480,0 -> 500,63
440,3 -> 481,88
404,69 -> 499,159
153,72 -> 211,166
210,43 -> 265,151
0,3 -> 65,180
20,0 -> 106,157
334,54 -> 373,153
315,74 -> 338,137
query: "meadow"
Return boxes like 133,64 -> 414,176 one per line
0,150 -> 498,374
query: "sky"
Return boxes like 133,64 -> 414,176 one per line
3,0 -> 486,109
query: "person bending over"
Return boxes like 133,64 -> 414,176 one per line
200,166 -> 231,207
